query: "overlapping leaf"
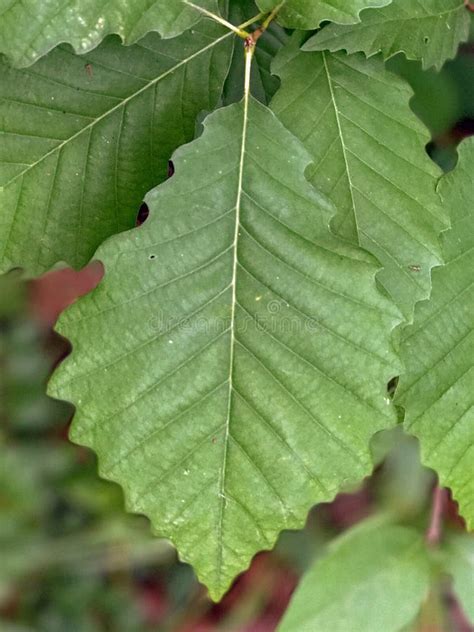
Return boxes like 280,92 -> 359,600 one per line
396,139 -> 474,528
49,93 -> 400,598
278,519 -> 431,632
0,0 -> 218,67
305,0 -> 470,71
255,0 -> 392,30
0,21 -> 232,276
271,36 -> 448,320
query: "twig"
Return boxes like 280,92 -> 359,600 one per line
239,12 -> 267,30
426,485 -> 447,547
248,1 -> 286,45
262,1 -> 286,30
184,0 -> 250,37
184,0 -> 286,43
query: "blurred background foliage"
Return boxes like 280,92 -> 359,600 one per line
388,15 -> 474,173
0,10 -> 473,632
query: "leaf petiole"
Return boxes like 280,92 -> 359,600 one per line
183,0 -> 251,38
238,12 -> 267,30
183,1 -> 286,41
246,1 -> 286,45
243,37 -> 256,98
261,1 -> 286,31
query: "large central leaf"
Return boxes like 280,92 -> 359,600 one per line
0,0 -> 218,67
0,21 -> 232,276
305,0 -> 470,71
49,86 -> 400,598
271,36 -> 448,320
255,0 -> 392,29
396,138 -> 474,528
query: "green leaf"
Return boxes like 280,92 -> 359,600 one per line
304,0 -> 470,71
222,0 -> 288,105
0,0 -> 219,68
0,21 -> 232,276
49,94 -> 400,599
396,138 -> 474,528
270,35 -> 448,320
278,519 -> 432,632
255,0 -> 392,30
443,534 -> 474,623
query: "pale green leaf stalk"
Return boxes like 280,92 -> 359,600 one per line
396,138 -> 474,528
271,34 -> 449,321
49,40 -> 400,599
223,3 -> 288,106
305,0 -> 470,71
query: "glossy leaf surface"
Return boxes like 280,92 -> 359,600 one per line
0,0 -> 218,67
256,0 -> 392,30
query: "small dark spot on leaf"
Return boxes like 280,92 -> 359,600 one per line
424,36 -> 429,44
212,437 -> 217,444
168,160 -> 175,178
149,254 -> 156,260
85,63 -> 93,77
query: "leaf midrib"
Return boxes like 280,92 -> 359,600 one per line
1,29 -> 232,190
215,85 -> 250,588
321,51 -> 359,241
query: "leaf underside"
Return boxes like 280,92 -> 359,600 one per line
0,0 -> 218,67
278,519 -> 431,632
0,21 -> 232,276
396,138 -> 474,529
256,0 -> 392,30
305,0 -> 470,71
49,96 -> 400,599
271,36 -> 448,321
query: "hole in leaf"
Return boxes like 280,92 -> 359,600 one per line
387,376 -> 399,397
426,141 -> 435,158
168,160 -> 175,178
136,202 -> 149,226
149,254 -> 156,260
